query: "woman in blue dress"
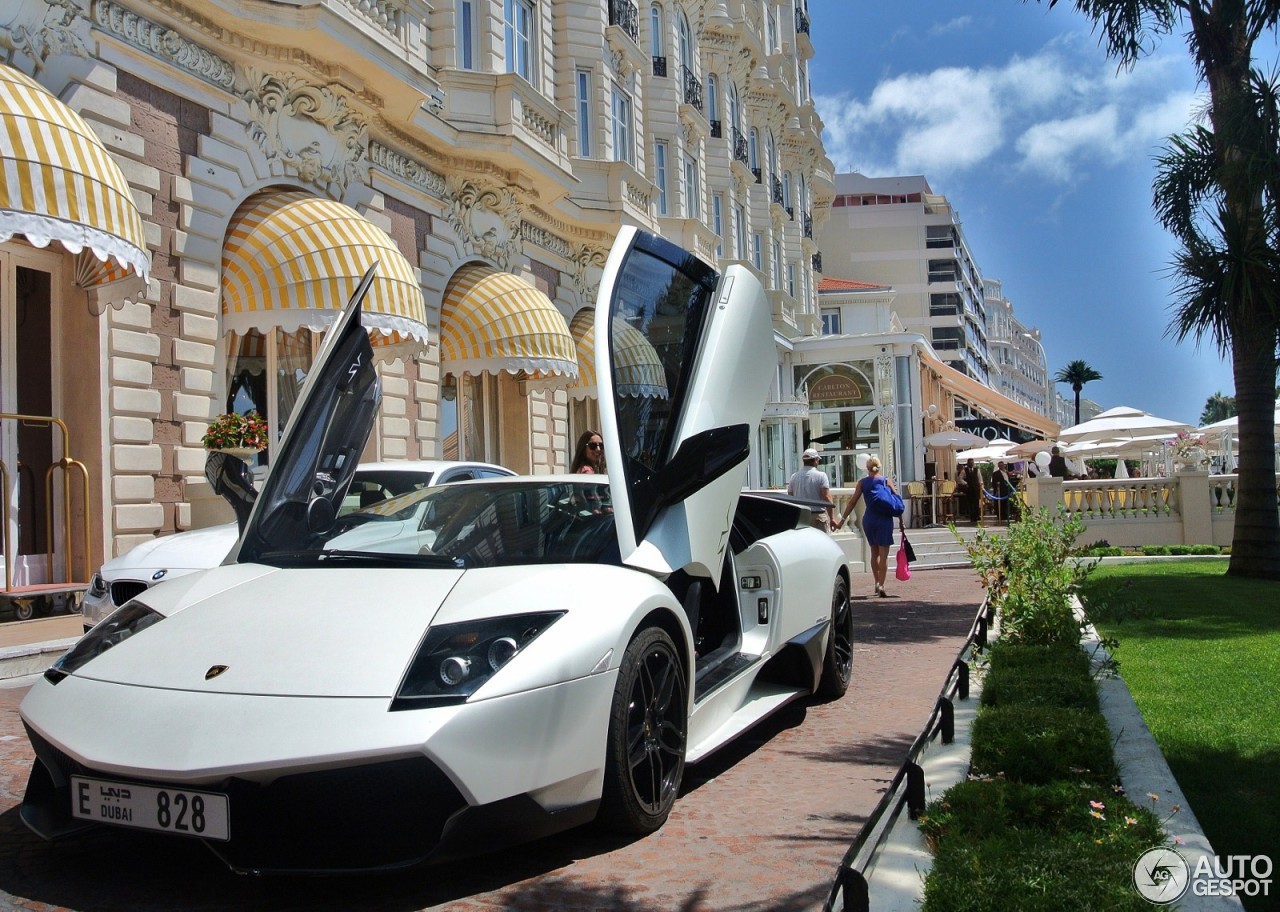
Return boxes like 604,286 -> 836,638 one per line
835,456 -> 898,597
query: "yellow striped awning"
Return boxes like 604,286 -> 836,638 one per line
566,306 -> 667,400
0,63 -> 149,287
567,307 -> 596,399
440,263 -> 577,377
221,190 -> 429,352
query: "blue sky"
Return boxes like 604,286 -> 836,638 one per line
806,2 -> 1237,426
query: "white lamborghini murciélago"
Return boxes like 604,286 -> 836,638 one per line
19,228 -> 852,874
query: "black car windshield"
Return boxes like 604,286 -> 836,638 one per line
265,480 -> 618,568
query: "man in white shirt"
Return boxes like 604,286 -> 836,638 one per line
787,448 -> 836,530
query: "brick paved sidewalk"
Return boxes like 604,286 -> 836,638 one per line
0,567 -> 983,912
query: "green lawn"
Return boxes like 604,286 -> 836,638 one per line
1082,560 -> 1280,911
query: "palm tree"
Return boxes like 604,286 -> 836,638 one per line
1200,391 -> 1236,426
1053,360 -> 1103,426
1037,0 -> 1280,580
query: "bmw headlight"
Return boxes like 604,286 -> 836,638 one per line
45,602 -> 163,684
391,611 -> 565,710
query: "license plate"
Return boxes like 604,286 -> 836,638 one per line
70,775 -> 229,841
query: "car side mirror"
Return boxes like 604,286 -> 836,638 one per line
650,424 -> 750,509
205,451 -> 258,536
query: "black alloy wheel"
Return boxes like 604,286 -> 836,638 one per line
598,626 -> 687,834
816,576 -> 853,699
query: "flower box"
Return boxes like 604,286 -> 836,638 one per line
202,412 -> 268,454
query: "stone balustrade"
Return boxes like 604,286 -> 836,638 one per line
1023,471 -> 1278,548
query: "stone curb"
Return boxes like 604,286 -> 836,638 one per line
0,638 -> 79,681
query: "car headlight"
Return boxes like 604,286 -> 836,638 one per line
87,572 -> 107,599
44,602 -> 163,684
391,611 -> 565,710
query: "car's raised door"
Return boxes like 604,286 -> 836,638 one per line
596,227 -> 774,581
229,265 -> 382,563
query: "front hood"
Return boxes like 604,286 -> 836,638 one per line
70,564 -> 467,698
100,523 -> 238,576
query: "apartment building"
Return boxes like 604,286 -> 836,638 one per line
0,0 -> 832,583
818,173 -> 991,384
790,173 -> 1059,487
984,278 -> 1051,418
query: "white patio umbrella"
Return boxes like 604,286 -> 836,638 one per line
924,429 -> 986,449
1198,398 -> 1280,435
1058,405 -> 1194,446
954,438 -> 1017,462
1006,439 -> 1056,458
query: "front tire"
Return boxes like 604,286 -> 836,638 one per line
816,576 -> 853,699
598,626 -> 687,834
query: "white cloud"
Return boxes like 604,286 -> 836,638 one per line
816,43 -> 1202,184
1016,107 -> 1122,180
929,16 -> 972,37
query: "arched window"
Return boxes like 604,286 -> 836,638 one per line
707,74 -> 719,123
783,172 -> 792,212
678,10 -> 694,71
650,3 -> 664,59
748,127 -> 759,170
729,83 -> 741,132
767,133 -> 778,179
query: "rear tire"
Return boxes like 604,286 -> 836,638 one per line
598,626 -> 687,834
816,576 -> 853,699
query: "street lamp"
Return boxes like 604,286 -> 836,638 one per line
1022,332 -> 1051,418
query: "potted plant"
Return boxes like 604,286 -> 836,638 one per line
202,411 -> 269,459
1166,430 -> 1208,472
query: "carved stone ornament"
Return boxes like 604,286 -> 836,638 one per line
94,0 -> 234,90
446,177 -> 522,271
1,0 -> 89,73
239,67 -> 368,196
572,243 -> 609,304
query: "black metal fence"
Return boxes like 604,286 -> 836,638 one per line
821,597 -> 994,912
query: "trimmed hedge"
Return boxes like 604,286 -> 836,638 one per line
921,636 -> 1149,910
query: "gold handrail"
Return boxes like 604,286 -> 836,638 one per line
0,413 -> 92,590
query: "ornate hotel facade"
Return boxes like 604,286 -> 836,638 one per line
0,0 -> 833,573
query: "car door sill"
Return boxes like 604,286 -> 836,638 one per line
694,650 -> 757,703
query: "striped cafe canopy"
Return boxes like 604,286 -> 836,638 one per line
0,63 -> 149,296
566,306 -> 667,400
221,190 -> 429,355
439,263 -> 577,378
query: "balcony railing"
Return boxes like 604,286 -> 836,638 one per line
608,0 -> 639,43
732,127 -> 749,165
752,167 -> 762,184
812,252 -> 823,272
652,56 -> 667,77
709,119 -> 722,139
681,64 -> 703,111
771,175 -> 784,206
796,8 -> 811,35
803,211 -> 813,238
